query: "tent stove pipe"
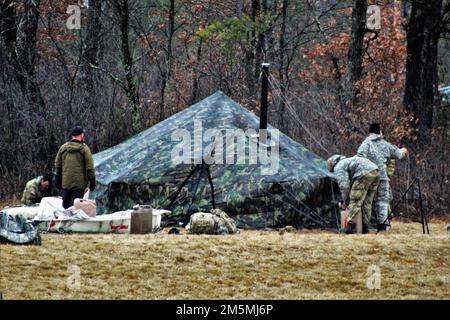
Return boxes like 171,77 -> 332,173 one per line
260,63 -> 270,144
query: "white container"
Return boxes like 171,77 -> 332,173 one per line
35,213 -> 131,234
152,210 -> 162,230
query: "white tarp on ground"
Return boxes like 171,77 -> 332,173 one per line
1,205 -> 40,220
1,197 -> 90,221
2,197 -> 171,233
34,209 -> 170,234
35,197 -> 64,220
34,197 -> 90,221
1,197 -> 65,220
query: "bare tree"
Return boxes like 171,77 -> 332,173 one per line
80,0 -> 104,118
347,0 -> 368,103
112,0 -> 141,133
404,0 -> 443,144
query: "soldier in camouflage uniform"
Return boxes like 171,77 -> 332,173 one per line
357,124 -> 408,231
21,173 -> 52,206
327,155 -> 380,234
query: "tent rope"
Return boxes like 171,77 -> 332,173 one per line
267,75 -> 342,230
269,74 -> 365,139
260,187 -> 326,228
277,183 -> 328,225
268,77 -> 331,156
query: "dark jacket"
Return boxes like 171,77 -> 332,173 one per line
55,140 -> 95,190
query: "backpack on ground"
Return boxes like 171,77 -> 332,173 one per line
0,211 -> 41,245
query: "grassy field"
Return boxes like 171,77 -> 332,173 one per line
0,222 -> 449,300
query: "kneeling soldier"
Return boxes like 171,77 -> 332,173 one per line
327,155 -> 380,234
21,173 -> 52,206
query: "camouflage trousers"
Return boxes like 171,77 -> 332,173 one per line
348,170 -> 380,226
373,179 -> 391,224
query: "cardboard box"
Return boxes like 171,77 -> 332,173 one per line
340,209 -> 363,234
74,199 -> 97,217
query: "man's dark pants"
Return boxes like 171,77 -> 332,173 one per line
61,189 -> 84,209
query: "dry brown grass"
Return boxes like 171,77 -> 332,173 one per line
0,222 -> 449,300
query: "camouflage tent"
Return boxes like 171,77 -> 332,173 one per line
93,91 -> 340,229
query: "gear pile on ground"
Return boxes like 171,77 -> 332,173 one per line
189,209 -> 238,235
0,211 -> 41,245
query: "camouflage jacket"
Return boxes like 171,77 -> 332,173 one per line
357,134 -> 406,180
333,156 -> 379,204
21,176 -> 44,206
387,158 -> 396,179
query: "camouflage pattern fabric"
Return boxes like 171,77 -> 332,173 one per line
189,209 -> 238,235
92,91 -> 339,229
0,211 -> 41,245
357,134 -> 406,180
327,155 -> 379,204
347,170 -> 380,226
357,135 -> 406,224
374,180 -> 391,224
386,158 -> 396,215
211,209 -> 238,234
189,212 -> 216,234
386,158 -> 396,179
21,176 -> 44,206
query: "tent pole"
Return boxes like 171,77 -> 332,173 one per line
204,161 -> 216,209
166,164 -> 200,209
185,164 -> 205,221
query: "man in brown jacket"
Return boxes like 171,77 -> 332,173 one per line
55,126 -> 96,209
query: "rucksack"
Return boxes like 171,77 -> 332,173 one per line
0,211 -> 41,245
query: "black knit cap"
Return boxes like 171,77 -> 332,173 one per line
369,123 -> 381,134
70,125 -> 85,136
43,172 -> 53,182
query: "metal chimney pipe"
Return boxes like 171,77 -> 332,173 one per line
260,63 -> 270,144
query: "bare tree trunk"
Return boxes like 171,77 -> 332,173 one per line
404,0 -> 443,144
278,0 -> 288,132
80,0 -> 103,119
7,0 -> 50,168
0,0 -> 16,50
254,0 -> 267,81
347,0 -> 368,103
14,0 -> 45,111
115,0 -> 141,133
190,37 -> 203,105
159,0 -> 175,121
242,0 -> 259,99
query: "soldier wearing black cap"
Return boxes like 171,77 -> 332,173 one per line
357,123 -> 408,231
55,126 -> 96,208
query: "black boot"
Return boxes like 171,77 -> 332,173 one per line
342,222 -> 356,234
363,225 -> 369,234
377,224 -> 387,232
